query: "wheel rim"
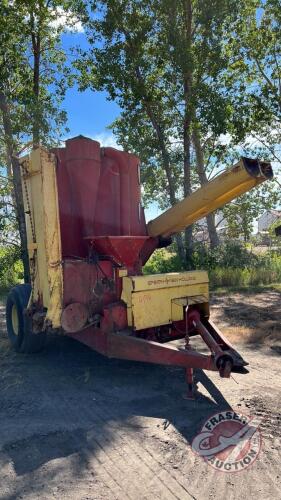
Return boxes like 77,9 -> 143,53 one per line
11,304 -> 19,336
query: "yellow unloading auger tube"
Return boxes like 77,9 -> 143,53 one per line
147,157 -> 273,238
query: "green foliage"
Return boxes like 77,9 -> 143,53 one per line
0,246 -> 23,291
0,175 -> 19,246
76,1 -> 241,201
143,249 -> 184,274
268,219 -> 281,247
226,0 -> 281,153
221,183 -> 280,241
76,0 -> 281,258
191,241 -> 260,269
210,260 -> 281,288
143,242 -> 281,288
0,0 -> 74,147
0,1 -> 83,277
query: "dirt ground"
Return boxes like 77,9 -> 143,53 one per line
0,290 -> 280,500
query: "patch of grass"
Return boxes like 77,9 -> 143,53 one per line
211,283 -> 281,295
143,243 -> 281,289
209,265 -> 281,289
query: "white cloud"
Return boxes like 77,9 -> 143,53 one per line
61,131 -> 120,149
50,7 -> 84,33
218,133 -> 232,146
90,132 -> 120,149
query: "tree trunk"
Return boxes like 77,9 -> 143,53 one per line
183,124 -> 193,268
157,133 -> 186,264
134,66 -> 186,264
192,126 -> 220,248
182,0 -> 193,268
0,91 -> 30,283
30,12 -> 41,145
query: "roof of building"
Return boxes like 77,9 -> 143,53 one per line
259,209 -> 281,219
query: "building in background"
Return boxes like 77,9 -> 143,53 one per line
215,211 -> 228,239
257,210 -> 281,233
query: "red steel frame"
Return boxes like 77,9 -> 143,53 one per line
66,308 -> 248,375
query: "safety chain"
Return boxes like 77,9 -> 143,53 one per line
21,161 -> 36,243
20,160 -> 36,303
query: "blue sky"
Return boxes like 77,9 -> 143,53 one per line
62,32 -> 121,141
63,87 -> 120,140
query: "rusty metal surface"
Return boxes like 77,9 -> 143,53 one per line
85,235 -> 150,269
67,325 -> 217,371
63,260 -> 117,312
189,310 -> 223,357
61,302 -> 88,333
19,148 -> 63,328
53,137 -> 147,260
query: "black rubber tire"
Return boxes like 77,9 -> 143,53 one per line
21,311 -> 46,354
6,284 -> 31,351
6,284 -> 46,353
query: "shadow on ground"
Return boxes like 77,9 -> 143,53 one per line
0,331 -> 231,477
1,292 -> 281,500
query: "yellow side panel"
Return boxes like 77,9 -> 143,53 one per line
123,270 -> 208,295
131,284 -> 208,330
20,148 -> 63,328
122,271 -> 209,330
127,307 -> 133,327
122,277 -> 133,306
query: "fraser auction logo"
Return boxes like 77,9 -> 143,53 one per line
191,410 -> 262,473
